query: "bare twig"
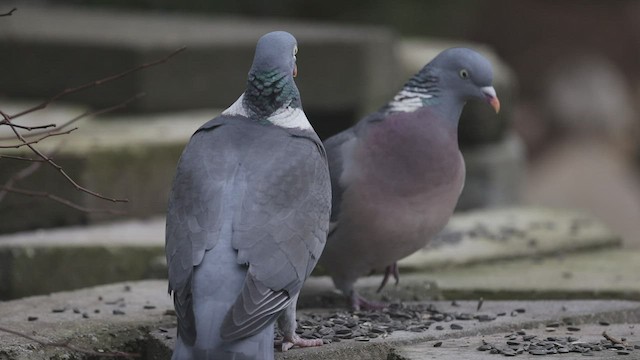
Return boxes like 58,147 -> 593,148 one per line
0,8 -> 16,17
0,48 -> 185,206
5,47 -> 185,121
602,331 -> 627,346
0,154 -> 48,162
0,325 -> 140,358
0,160 -> 44,202
0,128 -> 77,148
0,186 -> 125,214
0,93 -> 145,141
0,121 -> 56,131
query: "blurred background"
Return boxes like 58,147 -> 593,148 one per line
1,0 -> 639,248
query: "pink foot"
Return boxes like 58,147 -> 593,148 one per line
376,262 -> 400,293
350,292 -> 388,311
281,334 -> 323,352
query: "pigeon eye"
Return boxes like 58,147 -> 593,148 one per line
293,45 -> 298,56
459,69 -> 470,79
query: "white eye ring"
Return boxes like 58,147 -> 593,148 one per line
459,69 -> 470,79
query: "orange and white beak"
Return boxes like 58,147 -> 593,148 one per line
481,86 -> 500,113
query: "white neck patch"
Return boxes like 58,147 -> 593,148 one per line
221,93 -> 313,130
221,94 -> 249,117
386,89 -> 433,114
267,104 -> 313,130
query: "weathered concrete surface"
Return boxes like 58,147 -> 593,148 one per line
2,280 -> 640,360
0,207 -> 621,300
0,280 -> 175,360
394,323 -> 640,359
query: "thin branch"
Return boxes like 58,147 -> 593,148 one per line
0,93 -> 145,141
0,325 -> 140,358
0,160 -> 44,202
6,47 -> 185,120
0,8 -> 16,17
0,128 -> 77,148
0,155 -> 48,162
0,186 -> 125,214
0,121 -> 56,131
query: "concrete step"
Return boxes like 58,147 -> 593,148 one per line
0,207 -> 622,301
1,280 -> 639,359
0,5 -> 398,129
0,97 -> 524,231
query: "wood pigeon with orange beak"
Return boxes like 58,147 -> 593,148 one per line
319,48 -> 500,310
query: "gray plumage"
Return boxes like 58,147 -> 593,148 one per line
320,48 -> 500,310
166,31 -> 330,359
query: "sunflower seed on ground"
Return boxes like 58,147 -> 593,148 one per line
478,344 -> 493,351
530,349 -> 547,355
450,323 -> 463,330
599,321 -> 610,326
617,350 -> 630,355
27,316 -> 38,321
433,341 -> 442,347
546,322 -> 561,327
567,326 -> 581,332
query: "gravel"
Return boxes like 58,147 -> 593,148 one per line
477,329 -> 637,357
275,302 -> 498,343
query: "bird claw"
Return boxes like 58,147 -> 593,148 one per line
280,334 -> 323,352
376,262 -> 400,293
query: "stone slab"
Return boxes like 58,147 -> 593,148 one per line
400,207 -> 621,272
3,280 -> 640,359
394,323 -> 640,359
427,248 -> 640,301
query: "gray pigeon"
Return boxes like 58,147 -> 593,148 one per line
319,48 -> 500,310
165,31 -> 331,360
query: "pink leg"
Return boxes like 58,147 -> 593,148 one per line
281,334 -> 323,352
350,291 -> 388,311
376,262 -> 400,293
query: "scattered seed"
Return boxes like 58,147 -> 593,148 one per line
546,322 -> 561,328
433,341 -> 442,347
477,297 -> 484,311
514,308 -> 526,313
450,323 -> 463,330
112,309 -> 125,315
599,321 -> 610,326
617,350 -> 630,355
568,326 -> 581,332
143,305 -> 157,310
545,327 -> 557,332
72,308 -> 81,314
51,307 -> 66,313
27,316 -> 38,321
82,313 -> 89,319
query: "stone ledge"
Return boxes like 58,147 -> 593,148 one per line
2,280 -> 640,359
0,207 -> 622,300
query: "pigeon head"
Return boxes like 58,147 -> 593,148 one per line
244,31 -> 301,118
250,31 -> 298,79
428,48 -> 500,113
